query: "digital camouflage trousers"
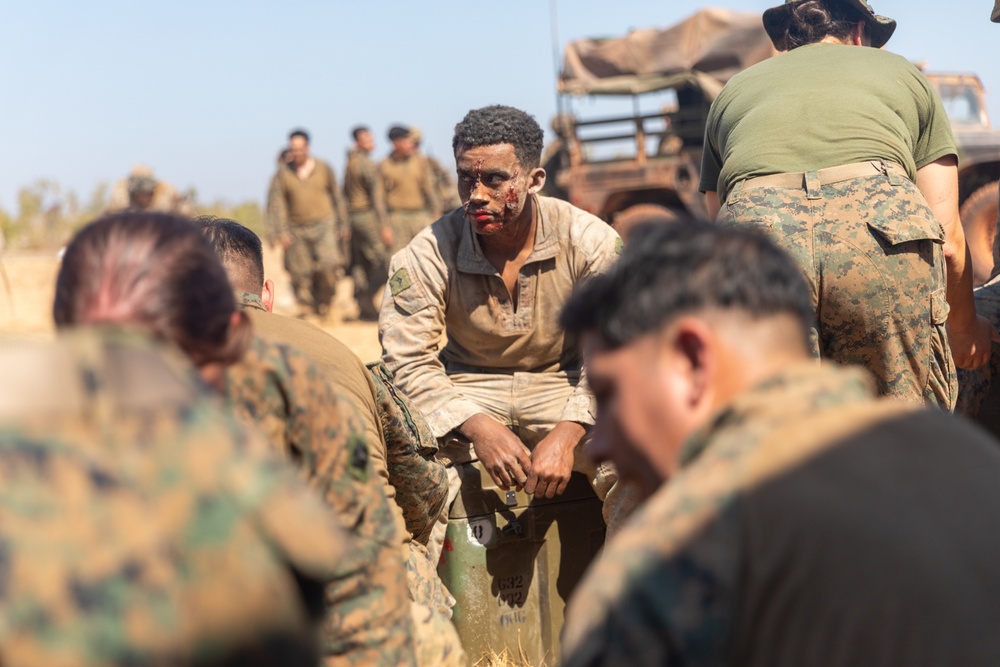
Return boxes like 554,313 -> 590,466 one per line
719,161 -> 956,409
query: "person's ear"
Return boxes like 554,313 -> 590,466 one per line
671,317 -> 716,410
261,279 -> 275,313
527,167 -> 547,195
852,21 -> 868,46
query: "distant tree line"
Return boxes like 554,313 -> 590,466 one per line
0,180 -> 264,250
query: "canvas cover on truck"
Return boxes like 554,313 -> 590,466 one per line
559,8 -> 775,99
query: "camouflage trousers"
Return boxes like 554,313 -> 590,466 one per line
388,209 -> 434,254
350,211 -> 390,319
426,371 -> 639,566
285,217 -> 341,314
719,160 -> 956,409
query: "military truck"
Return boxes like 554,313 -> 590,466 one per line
548,11 -> 1000,270
926,72 -> 1000,284
543,8 -> 775,238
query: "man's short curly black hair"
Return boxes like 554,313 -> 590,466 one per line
452,105 -> 545,169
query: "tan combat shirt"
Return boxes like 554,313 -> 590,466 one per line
345,147 -> 388,220
563,362 -> 1000,667
379,154 -> 439,213
379,195 -> 622,438
272,160 -> 347,226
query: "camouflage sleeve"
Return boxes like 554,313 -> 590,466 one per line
226,340 -> 415,664
561,215 -> 623,426
379,243 -> 483,438
367,360 -> 450,544
266,171 -> 289,243
562,457 -> 738,667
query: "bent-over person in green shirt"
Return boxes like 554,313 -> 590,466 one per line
700,0 -> 994,410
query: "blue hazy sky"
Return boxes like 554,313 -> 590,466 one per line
0,1 -> 995,212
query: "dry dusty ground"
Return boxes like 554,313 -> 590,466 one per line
0,246 -> 384,362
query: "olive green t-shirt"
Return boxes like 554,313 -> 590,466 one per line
700,43 -> 957,204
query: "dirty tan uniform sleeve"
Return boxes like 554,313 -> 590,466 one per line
560,215 -> 623,426
379,238 -> 484,439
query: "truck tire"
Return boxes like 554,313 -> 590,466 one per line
960,180 -> 1000,286
612,204 -> 678,242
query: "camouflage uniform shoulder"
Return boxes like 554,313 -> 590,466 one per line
367,360 -> 449,544
564,363 -> 886,666
226,336 -> 372,487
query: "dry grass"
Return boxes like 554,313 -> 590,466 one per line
473,647 -> 548,667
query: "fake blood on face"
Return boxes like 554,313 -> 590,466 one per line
503,169 -> 521,221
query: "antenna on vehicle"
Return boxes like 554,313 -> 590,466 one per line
550,0 -> 564,121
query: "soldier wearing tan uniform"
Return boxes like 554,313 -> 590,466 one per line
379,106 -> 629,552
560,221 -> 1000,667
380,126 -> 440,253
345,126 -> 392,320
270,128 -> 348,318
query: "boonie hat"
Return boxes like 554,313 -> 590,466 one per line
127,174 -> 157,194
763,0 -> 896,50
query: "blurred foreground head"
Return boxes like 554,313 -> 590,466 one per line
561,221 -> 815,497
53,212 -> 252,385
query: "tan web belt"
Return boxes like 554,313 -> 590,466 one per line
742,160 -> 909,191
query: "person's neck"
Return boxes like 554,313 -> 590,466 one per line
481,196 -> 537,259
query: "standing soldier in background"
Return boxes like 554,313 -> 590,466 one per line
380,126 -> 440,253
269,129 -> 349,320
412,127 -> 461,216
345,126 -> 392,320
107,164 -> 196,216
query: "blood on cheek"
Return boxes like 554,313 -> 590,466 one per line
503,169 -> 521,220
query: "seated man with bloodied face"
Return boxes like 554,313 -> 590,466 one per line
379,105 -> 632,552
560,221 -> 1000,667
